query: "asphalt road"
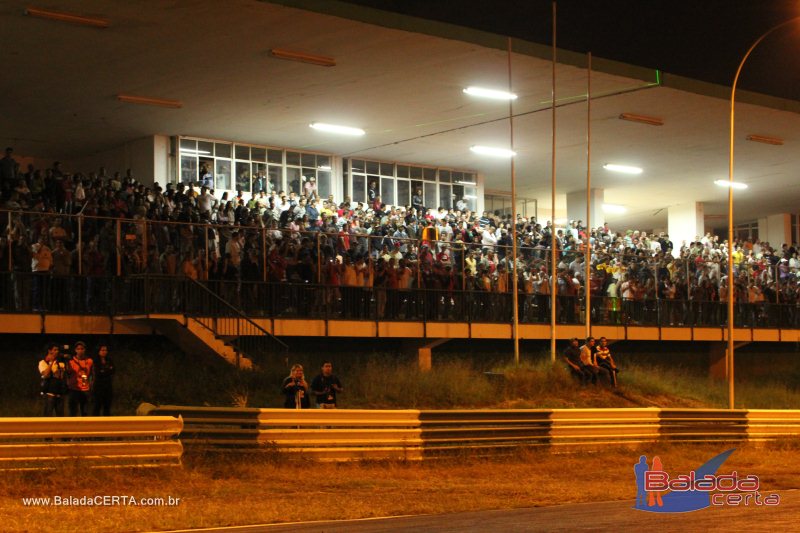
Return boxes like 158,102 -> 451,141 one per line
164,489 -> 796,533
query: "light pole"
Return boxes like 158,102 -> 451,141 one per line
727,16 -> 800,409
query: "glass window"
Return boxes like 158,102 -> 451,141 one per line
215,159 -> 231,190
197,141 -> 213,156
268,149 -> 283,164
380,162 -> 394,176
318,171 -> 332,199
366,160 -> 379,175
235,145 -> 250,160
251,147 -> 266,162
268,165 -> 282,193
235,161 -> 250,193
439,170 -> 451,183
286,151 -> 301,166
410,166 -> 422,179
463,173 -> 476,185
423,167 -> 436,181
180,156 -> 197,184
301,153 -> 316,167
318,155 -> 331,169
352,174 -> 366,204
351,160 -> 365,173
252,163 -> 267,193
286,167 -> 302,195
424,182 -> 437,209
439,184 -> 452,209
215,143 -> 232,159
397,165 -> 409,178
301,168 -> 316,197
342,158 -> 350,200
381,177 -> 395,206
180,138 -> 196,151
198,158 -> 214,187
452,185 -> 464,208
397,180 -> 410,207
367,176 -> 380,203
465,186 -> 477,212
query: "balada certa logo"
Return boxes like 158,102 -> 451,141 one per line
633,448 -> 780,513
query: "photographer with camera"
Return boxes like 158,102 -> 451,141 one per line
66,341 -> 93,416
38,342 -> 68,416
282,364 -> 309,409
311,361 -> 344,409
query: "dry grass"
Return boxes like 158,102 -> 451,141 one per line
3,442 -> 799,532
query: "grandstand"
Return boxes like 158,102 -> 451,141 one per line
2,1 -> 799,375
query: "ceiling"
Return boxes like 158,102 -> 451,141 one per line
3,0 -> 800,231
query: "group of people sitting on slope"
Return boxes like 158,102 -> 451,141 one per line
563,336 -> 619,387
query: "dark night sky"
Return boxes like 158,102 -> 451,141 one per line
344,0 -> 800,100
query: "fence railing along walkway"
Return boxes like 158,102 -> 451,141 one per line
141,405 -> 800,461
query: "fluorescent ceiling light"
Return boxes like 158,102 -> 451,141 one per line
714,179 -> 748,190
602,203 -> 627,214
309,123 -> 365,136
463,195 -> 477,199
463,87 -> 517,101
455,180 -> 476,186
181,149 -> 210,155
317,165 -> 332,170
619,113 -> 664,126
117,94 -> 182,108
603,163 -> 642,175
270,49 -> 336,67
25,6 -> 109,28
746,134 -> 783,146
470,145 -> 516,158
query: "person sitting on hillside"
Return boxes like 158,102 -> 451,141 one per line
580,336 -> 610,386
594,337 -> 619,388
563,337 -> 591,385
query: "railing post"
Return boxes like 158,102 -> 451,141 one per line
116,219 -> 122,276
262,227 -> 267,283
316,233 -> 322,284
7,211 -> 12,272
77,215 -> 83,275
205,225 -> 210,281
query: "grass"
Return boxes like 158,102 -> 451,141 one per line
3,334 -> 800,416
3,441 -> 798,532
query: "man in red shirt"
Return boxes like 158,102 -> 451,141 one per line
67,341 -> 93,416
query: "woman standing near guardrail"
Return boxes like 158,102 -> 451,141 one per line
92,344 -> 115,416
282,364 -> 309,409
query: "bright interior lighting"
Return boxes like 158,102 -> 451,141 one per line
603,163 -> 643,175
317,165 -> 332,170
463,86 -> 518,101
455,180 -> 476,186
470,145 -> 516,158
714,179 -> 748,190
602,203 -> 627,214
463,195 -> 477,199
309,123 -> 365,136
181,149 -> 210,155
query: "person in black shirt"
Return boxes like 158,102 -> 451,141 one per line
310,361 -> 344,409
563,337 -> 592,385
38,342 -> 68,416
282,364 -> 309,409
92,344 -> 115,416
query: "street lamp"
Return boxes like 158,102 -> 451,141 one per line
727,16 -> 800,409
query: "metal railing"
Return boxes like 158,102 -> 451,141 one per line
0,416 -> 183,469
141,405 -> 800,460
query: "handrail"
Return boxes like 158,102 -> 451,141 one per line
184,276 -> 289,351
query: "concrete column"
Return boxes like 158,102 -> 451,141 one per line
668,202 -> 704,255
567,188 -> 604,229
757,213 -> 791,248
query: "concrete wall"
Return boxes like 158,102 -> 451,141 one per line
66,136 -> 158,185
668,202 -> 704,252
758,214 -> 791,248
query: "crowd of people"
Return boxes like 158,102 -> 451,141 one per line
2,149 -> 799,327
38,341 -> 115,417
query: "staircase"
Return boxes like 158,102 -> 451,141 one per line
115,277 -> 288,369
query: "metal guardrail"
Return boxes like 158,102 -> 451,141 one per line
141,406 -> 800,460
0,416 -> 184,469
